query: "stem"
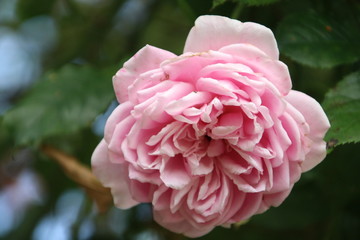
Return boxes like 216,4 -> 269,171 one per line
231,2 -> 244,19
41,145 -> 113,213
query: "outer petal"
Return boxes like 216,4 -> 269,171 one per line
184,15 -> 279,59
153,209 -> 214,238
104,101 -> 133,144
91,140 -> 139,208
113,45 -> 176,103
285,90 -> 330,172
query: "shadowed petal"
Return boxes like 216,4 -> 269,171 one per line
104,101 -> 133,143
91,140 -> 138,209
160,155 -> 191,189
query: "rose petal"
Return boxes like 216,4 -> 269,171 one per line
285,90 -> 330,172
207,140 -> 225,157
152,185 -> 171,211
219,44 -> 291,95
153,209 -> 214,238
104,101 -> 133,144
161,53 -> 215,84
220,151 -> 251,175
184,15 -> 279,59
107,115 -> 135,163
280,112 -> 304,161
113,45 -> 176,103
136,80 -> 175,103
269,156 -> 290,193
165,91 -> 213,116
91,140 -> 138,208
132,81 -> 194,121
128,69 -> 169,104
128,179 -> 154,202
231,192 -> 263,221
187,155 -> 214,175
160,155 -> 191,189
170,184 -> 192,213
264,190 -> 292,212
196,77 -> 237,98
128,166 -> 159,186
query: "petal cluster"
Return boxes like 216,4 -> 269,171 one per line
92,15 -> 330,237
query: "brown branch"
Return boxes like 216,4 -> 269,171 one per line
41,145 -> 113,213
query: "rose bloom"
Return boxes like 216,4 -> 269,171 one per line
92,15 -> 330,237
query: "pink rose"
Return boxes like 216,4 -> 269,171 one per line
92,15 -> 330,237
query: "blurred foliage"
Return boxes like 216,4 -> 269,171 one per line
212,0 -> 280,10
3,65 -> 115,146
17,0 -> 57,20
236,0 -> 281,6
0,0 -> 359,239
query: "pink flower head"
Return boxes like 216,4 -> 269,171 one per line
92,15 -> 330,237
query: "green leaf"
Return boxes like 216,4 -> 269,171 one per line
322,71 -> 360,147
3,65 -> 116,145
277,11 -> 360,68
236,0 -> 280,6
212,0 -> 227,9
